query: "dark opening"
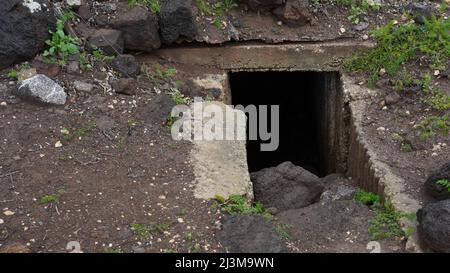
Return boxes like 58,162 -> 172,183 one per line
229,71 -> 343,177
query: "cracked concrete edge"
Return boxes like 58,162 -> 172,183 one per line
188,101 -> 254,201
342,75 -> 423,252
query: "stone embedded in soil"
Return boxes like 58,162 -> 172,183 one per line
111,78 -> 137,96
14,74 -> 67,105
160,0 -> 197,44
65,0 -> 83,10
88,29 -> 124,55
73,80 -> 95,93
417,199 -> 450,253
217,215 -> 286,253
0,0 -> 55,69
250,161 -> 324,211
384,92 -> 401,105
110,55 -> 140,78
424,161 -> 450,201
108,4 -> 161,52
320,185 -> 357,204
273,0 -> 312,27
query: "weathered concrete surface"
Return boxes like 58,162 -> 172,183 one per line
342,75 -> 422,252
139,41 -> 374,72
190,101 -> 253,200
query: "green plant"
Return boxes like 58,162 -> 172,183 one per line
92,48 -> 115,62
369,203 -> 405,240
195,0 -> 237,29
355,189 -> 407,240
7,69 -> 18,79
440,0 -> 449,13
131,220 -> 177,239
40,189 -> 65,205
275,224 -> 292,240
345,16 -> 450,87
166,115 -> 179,129
43,12 -> 79,65
117,136 -> 126,150
436,179 -> 450,192
79,52 -> 92,71
424,88 -> 450,110
355,189 -> 381,206
169,89 -> 188,105
187,243 -> 202,253
63,122 -> 96,141
104,247 -> 122,253
143,64 -> 177,85
212,194 -> 272,219
128,0 -> 161,13
419,114 -> 450,140
401,142 -> 413,152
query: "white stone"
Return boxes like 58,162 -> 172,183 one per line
16,75 -> 67,105
65,0 -> 82,8
3,210 -> 14,216
22,0 -> 42,13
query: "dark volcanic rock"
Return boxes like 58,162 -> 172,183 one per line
417,199 -> 450,253
111,78 -> 137,96
109,4 -> 161,52
273,0 -> 312,26
239,0 -> 284,11
0,0 -> 56,69
160,0 -> 196,44
384,92 -> 401,105
250,161 -> 324,211
404,3 -> 433,25
217,215 -> 286,253
110,55 -> 140,77
424,161 -> 450,201
88,29 -> 124,55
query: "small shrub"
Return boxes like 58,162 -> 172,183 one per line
212,194 -> 272,219
355,189 -> 381,206
43,12 -> 79,65
40,189 -> 65,205
63,122 -> 96,141
436,179 -> 450,192
419,114 -> 450,140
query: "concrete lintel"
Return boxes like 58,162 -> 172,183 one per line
143,41 -> 374,71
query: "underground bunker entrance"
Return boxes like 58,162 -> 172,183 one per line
229,71 -> 346,177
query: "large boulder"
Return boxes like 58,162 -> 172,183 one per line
216,215 -> 286,253
88,29 -> 124,55
14,74 -> 67,105
250,161 -> 324,211
108,4 -> 161,52
238,0 -> 285,11
417,199 -> 450,253
0,0 -> 55,69
424,162 -> 450,201
160,0 -> 196,44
